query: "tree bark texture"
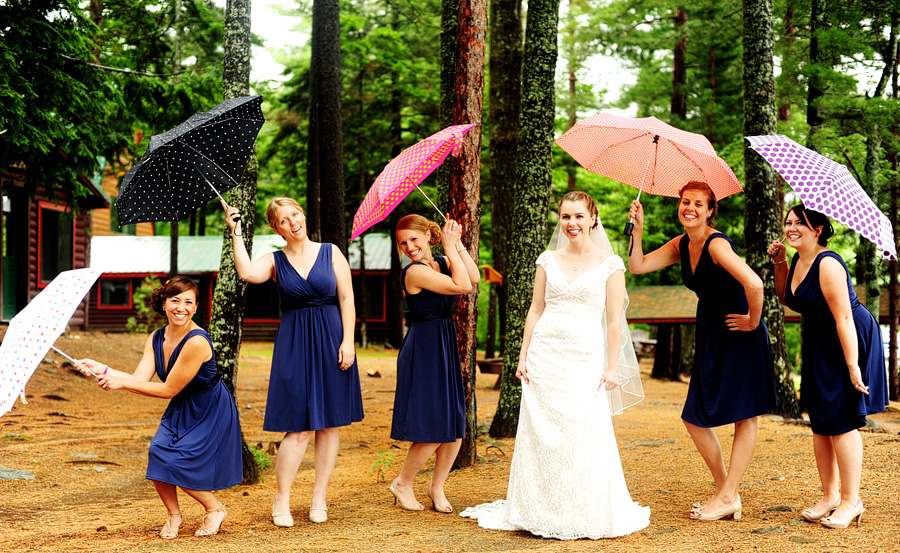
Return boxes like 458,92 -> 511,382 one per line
210,0 -> 258,484
492,0 -> 561,437
861,133 -> 881,315
671,6 -> 687,119
437,0 -> 460,205
806,0 -> 826,146
651,324 -> 675,380
485,0 -> 521,397
312,0 -> 347,254
447,0 -> 486,471
742,0 -> 801,418
891,150 -> 899,401
306,9 -> 322,242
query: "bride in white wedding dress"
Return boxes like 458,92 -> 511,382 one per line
460,191 -> 650,539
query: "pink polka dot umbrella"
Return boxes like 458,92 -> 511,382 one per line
351,123 -> 478,241
555,113 -> 742,236
746,134 -> 897,260
0,268 -> 101,416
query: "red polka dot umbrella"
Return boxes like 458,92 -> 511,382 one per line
351,123 -> 477,241
555,113 -> 742,235
746,134 -> 897,260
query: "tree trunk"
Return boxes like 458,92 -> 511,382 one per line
306,5 -> 322,242
209,0 -> 258,485
861,134 -> 881,315
357,70 -> 368,349
891,149 -> 899,401
491,0 -> 561,437
485,286 -> 497,358
447,0 -> 486,471
312,0 -> 346,253
671,6 -> 687,120
387,35 -> 405,349
806,0 -> 825,148
169,222 -> 178,278
486,0 -> 522,434
678,323 -> 695,376
651,324 -> 675,380
742,0 -> 801,418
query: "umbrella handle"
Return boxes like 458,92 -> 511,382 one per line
624,219 -> 635,236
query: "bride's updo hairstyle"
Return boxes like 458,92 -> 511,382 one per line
558,190 -> 599,231
266,197 -> 305,231
786,204 -> 834,246
150,276 -> 200,316
396,214 -> 442,258
679,181 -> 718,228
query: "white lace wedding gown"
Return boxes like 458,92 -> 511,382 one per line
460,252 -> 650,539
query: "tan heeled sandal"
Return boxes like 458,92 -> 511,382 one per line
195,504 -> 227,537
159,512 -> 182,539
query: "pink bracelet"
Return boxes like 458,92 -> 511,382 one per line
103,366 -> 109,375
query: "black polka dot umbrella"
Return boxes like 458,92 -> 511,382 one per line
116,95 -> 265,226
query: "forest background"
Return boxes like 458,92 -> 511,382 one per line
2,0 -> 899,476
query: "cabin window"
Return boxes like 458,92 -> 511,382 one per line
38,202 -> 75,284
99,279 -> 132,308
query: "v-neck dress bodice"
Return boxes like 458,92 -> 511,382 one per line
264,246 -> 364,432
391,256 -> 465,442
145,327 -> 242,490
785,251 -> 888,435
678,233 -> 776,427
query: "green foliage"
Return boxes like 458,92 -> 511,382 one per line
126,277 -> 164,333
369,449 -> 395,482
249,446 -> 272,471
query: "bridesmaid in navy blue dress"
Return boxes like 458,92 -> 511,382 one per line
76,276 -> 242,539
628,181 -> 776,522
768,205 -> 888,529
389,214 -> 480,513
225,197 -> 363,527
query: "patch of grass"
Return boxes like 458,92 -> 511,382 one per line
1,433 -> 31,441
370,450 -> 395,482
250,446 -> 272,471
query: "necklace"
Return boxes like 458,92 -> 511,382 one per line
573,265 -> 579,271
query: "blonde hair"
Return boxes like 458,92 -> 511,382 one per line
396,214 -> 441,258
265,197 -> 305,230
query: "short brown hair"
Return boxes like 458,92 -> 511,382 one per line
150,276 -> 199,315
265,197 -> 305,230
679,181 -> 718,228
558,190 -> 599,230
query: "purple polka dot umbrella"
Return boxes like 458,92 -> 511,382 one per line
0,268 -> 101,417
746,134 -> 897,260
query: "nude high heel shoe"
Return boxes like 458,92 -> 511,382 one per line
426,486 -> 453,514
801,498 -> 840,522
272,500 -> 294,528
195,504 -> 227,537
691,497 -> 742,521
389,481 -> 424,511
309,506 -> 328,523
820,499 -> 865,529
159,512 -> 182,539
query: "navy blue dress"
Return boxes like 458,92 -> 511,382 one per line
264,246 -> 364,432
146,328 -> 243,490
391,256 -> 466,443
785,251 -> 889,436
680,233 -> 777,427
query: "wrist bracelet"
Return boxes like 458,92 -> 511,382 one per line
103,366 -> 109,375
774,259 -> 786,265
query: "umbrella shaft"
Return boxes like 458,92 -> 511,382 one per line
415,185 -> 446,220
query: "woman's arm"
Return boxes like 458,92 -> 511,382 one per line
332,244 -> 357,370
601,270 -> 626,391
76,333 -> 158,382
456,242 -> 482,286
515,265 -> 547,385
223,203 -> 276,283
627,199 -> 682,274
406,220 -> 474,295
820,256 -> 869,394
710,239 -> 764,331
766,240 -> 789,305
96,335 -> 210,399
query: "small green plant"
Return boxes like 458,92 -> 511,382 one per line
126,277 -> 165,333
250,446 -> 272,471
370,450 -> 395,482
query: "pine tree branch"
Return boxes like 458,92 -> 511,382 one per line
48,50 -> 184,78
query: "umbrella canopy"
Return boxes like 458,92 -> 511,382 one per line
116,95 -> 265,225
555,113 -> 742,199
351,123 -> 477,241
0,268 -> 101,416
746,135 -> 897,261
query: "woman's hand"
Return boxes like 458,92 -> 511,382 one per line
441,219 -> 461,251
724,313 -> 758,331
848,363 -> 869,395
97,372 -> 124,391
599,368 -> 619,391
515,359 -> 529,384
628,200 -> 645,231
338,340 -> 356,371
74,358 -> 104,377
221,200 -> 241,233
766,239 -> 787,263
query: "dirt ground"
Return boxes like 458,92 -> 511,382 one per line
0,330 -> 898,553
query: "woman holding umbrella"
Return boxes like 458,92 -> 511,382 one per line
224,198 -> 364,526
389,214 -> 480,513
75,276 -> 242,539
767,205 -> 888,529
628,181 -> 776,521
